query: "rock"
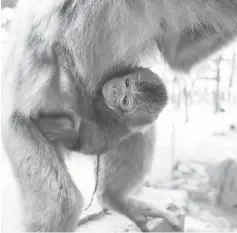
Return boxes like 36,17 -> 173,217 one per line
186,179 -> 202,187
185,216 -> 220,231
218,160 -> 237,208
158,179 -> 187,189
189,163 -> 208,177
205,189 -> 220,204
180,183 -> 200,192
177,163 -> 192,174
138,187 -> 189,210
173,170 -> 183,179
207,159 -> 237,207
186,202 -> 201,215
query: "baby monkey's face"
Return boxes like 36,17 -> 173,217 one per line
101,70 -> 167,127
102,74 -> 138,114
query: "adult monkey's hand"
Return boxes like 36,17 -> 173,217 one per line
1,0 -> 237,231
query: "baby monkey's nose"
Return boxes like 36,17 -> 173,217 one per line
111,85 -> 122,98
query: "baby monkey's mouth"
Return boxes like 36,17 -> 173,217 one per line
102,82 -> 118,109
104,98 -> 116,110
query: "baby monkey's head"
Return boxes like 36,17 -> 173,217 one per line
101,67 -> 168,127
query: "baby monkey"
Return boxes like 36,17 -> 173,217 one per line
38,67 -> 168,154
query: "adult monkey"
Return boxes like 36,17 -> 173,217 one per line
2,0 -> 237,232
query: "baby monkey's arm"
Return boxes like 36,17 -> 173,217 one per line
73,120 -> 130,154
37,116 -> 78,149
37,115 -> 130,154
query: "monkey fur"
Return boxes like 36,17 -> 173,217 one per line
2,0 -> 237,231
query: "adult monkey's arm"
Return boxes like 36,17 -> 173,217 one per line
158,23 -> 237,72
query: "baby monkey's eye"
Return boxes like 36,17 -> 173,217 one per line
122,95 -> 129,107
125,78 -> 130,87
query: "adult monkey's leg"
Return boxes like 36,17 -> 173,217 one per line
2,117 -> 83,231
156,0 -> 237,72
158,24 -> 237,72
97,127 -> 181,232
1,7 -> 83,232
2,77 -> 83,231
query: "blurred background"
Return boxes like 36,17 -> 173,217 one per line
1,1 -> 237,232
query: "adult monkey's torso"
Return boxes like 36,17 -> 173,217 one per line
6,0 -> 236,118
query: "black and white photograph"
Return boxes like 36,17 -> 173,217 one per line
1,0 -> 237,232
